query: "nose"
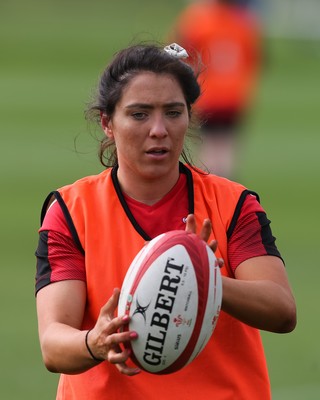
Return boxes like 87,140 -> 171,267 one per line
149,114 -> 168,138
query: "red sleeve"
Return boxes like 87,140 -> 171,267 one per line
228,194 -> 282,272
40,200 -> 71,236
35,201 -> 86,294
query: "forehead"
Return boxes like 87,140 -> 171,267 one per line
119,72 -> 186,105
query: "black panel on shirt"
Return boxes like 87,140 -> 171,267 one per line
35,230 -> 52,294
227,189 -> 260,240
256,211 -> 281,259
227,191 -> 282,261
40,191 -> 84,255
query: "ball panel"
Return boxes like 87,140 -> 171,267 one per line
188,246 -> 222,363
118,233 -> 166,313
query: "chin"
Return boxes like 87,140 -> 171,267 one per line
141,163 -> 173,180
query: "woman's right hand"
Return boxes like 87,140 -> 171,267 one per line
86,288 -> 141,376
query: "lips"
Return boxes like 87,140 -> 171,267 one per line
147,150 -> 167,154
146,148 -> 169,155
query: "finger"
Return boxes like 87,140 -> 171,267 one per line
186,215 -> 213,243
208,240 -> 218,252
90,328 -> 137,362
217,258 -> 224,268
105,329 -> 138,348
98,315 -> 132,338
185,214 -> 196,233
200,218 -> 212,242
116,362 -> 141,376
108,345 -> 132,364
207,240 -> 224,268
109,347 -> 141,376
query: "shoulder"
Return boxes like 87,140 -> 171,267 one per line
56,169 -> 115,208
59,169 -> 112,194
190,166 -> 247,197
184,166 -> 258,228
40,169 -> 113,225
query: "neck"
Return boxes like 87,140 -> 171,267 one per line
116,165 -> 180,206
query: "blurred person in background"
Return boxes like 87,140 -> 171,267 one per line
169,0 -> 262,178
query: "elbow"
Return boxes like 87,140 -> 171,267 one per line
275,302 -> 297,334
45,364 -> 59,374
41,352 -> 60,374
281,310 -> 297,334
40,338 -> 60,373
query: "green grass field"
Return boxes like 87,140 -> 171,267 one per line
1,1 -> 319,398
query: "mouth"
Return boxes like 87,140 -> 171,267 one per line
146,148 -> 169,156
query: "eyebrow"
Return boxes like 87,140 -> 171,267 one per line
125,102 -> 186,110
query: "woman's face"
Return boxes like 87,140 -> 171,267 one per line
103,72 -> 189,184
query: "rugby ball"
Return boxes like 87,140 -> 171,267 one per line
118,230 -> 222,374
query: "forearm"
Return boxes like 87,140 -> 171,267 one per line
221,276 -> 296,333
37,283 -> 140,377
40,323 -> 99,374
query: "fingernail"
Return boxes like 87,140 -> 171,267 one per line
122,315 -> 129,322
129,331 -> 138,339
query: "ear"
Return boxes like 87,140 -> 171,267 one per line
100,112 -> 114,138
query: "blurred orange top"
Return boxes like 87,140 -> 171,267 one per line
173,1 -> 262,114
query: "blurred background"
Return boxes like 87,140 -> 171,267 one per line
0,0 -> 319,398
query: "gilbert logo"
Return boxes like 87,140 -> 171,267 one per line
174,314 -> 192,327
132,297 -> 150,323
143,257 -> 185,366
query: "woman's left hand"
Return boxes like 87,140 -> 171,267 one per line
185,214 -> 223,267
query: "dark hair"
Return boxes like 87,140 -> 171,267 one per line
86,43 -> 201,167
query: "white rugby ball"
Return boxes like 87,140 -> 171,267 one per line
118,230 -> 222,374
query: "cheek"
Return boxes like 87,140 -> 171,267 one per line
174,125 -> 188,146
114,129 -> 139,153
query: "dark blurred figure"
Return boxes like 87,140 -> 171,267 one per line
170,0 -> 262,178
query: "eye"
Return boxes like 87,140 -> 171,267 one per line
132,112 -> 147,120
166,110 -> 182,118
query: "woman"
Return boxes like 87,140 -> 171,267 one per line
35,43 -> 296,399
